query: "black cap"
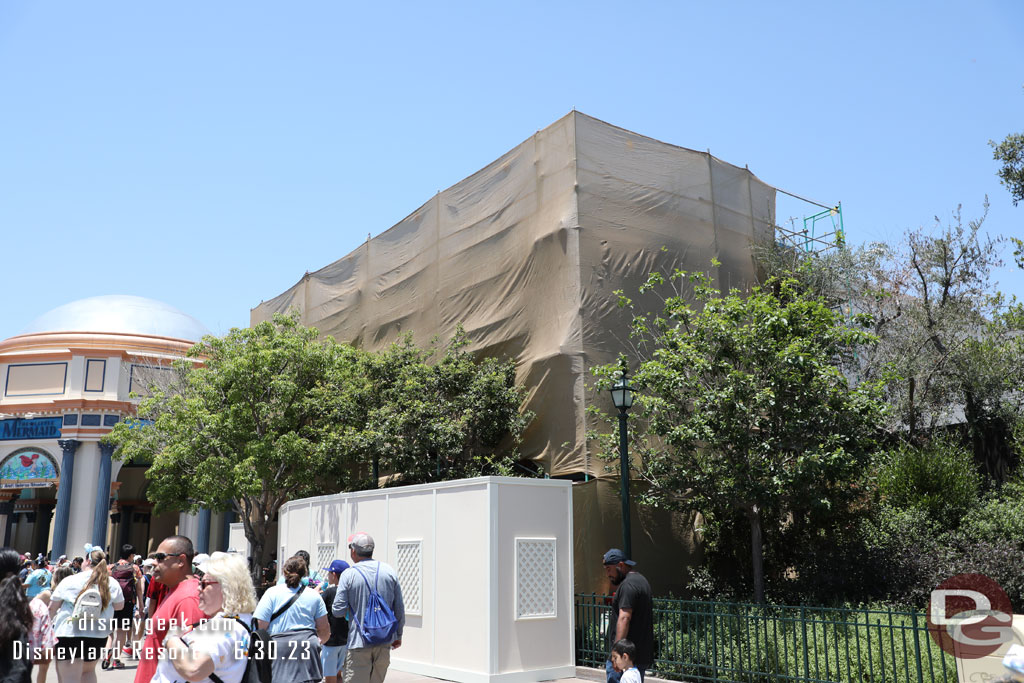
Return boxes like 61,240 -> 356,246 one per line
603,548 -> 636,566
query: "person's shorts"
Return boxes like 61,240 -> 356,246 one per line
55,636 -> 107,661
112,605 -> 134,629
322,644 -> 347,676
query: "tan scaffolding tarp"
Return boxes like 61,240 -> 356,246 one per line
252,111 -> 775,478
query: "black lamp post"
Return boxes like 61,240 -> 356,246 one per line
610,365 -> 635,560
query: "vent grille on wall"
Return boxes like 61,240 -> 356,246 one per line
395,540 -> 422,615
516,538 -> 556,619
315,543 -> 336,582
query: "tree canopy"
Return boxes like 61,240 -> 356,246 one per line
592,269 -> 888,603
760,207 -> 1024,480
106,314 -> 365,576
991,130 -> 1024,206
107,315 -> 531,579
348,329 -> 532,486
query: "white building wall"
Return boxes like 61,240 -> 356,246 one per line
431,482 -> 489,676
495,480 -> 575,675
66,357 -> 85,399
104,358 -> 121,399
227,522 -> 250,556
279,477 -> 574,683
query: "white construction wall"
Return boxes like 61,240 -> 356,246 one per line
227,522 -> 250,557
278,477 -> 575,683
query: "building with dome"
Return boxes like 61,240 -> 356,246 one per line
0,295 -> 225,558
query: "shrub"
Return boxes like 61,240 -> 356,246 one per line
960,481 -> 1024,544
875,439 -> 981,528
856,504 -> 948,605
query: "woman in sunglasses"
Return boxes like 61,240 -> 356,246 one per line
155,553 -> 256,683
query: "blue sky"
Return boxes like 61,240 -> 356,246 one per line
1,1 -> 1021,340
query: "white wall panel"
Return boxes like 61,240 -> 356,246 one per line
278,477 -> 573,683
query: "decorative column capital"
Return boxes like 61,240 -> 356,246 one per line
58,439 -> 81,456
99,441 -> 116,458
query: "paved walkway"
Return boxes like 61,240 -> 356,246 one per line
39,657 -> 608,683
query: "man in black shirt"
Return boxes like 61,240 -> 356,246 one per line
604,548 -> 653,682
320,559 -> 351,683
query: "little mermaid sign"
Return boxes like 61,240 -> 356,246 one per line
0,448 -> 59,489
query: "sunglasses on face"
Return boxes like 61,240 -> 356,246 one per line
199,579 -> 220,590
153,552 -> 188,563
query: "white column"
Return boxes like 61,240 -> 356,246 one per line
178,511 -> 200,541
67,441 -> 100,555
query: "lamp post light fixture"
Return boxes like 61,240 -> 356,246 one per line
610,365 -> 635,561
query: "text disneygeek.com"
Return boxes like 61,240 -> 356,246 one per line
14,618 -> 317,661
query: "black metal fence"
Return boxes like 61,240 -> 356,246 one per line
575,594 -> 958,682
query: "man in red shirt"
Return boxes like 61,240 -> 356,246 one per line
134,535 -> 206,683
145,558 -> 169,616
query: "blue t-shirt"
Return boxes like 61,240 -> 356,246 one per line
24,568 -> 50,598
253,584 -> 327,636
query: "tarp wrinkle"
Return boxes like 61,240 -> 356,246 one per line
252,111 -> 775,478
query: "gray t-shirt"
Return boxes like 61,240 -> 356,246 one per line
331,559 -> 405,649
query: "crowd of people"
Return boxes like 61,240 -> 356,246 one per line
0,531 -> 405,683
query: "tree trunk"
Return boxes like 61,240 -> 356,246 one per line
907,377 -> 917,439
747,504 -> 766,605
963,391 -> 1015,482
239,498 -> 274,588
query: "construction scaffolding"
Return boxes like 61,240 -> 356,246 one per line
775,190 -> 845,255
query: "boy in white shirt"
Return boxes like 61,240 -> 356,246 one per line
611,639 -> 643,683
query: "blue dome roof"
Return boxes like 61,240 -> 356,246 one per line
19,295 -> 209,341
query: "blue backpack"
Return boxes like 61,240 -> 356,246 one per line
353,563 -> 398,645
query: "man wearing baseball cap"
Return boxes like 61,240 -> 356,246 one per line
319,559 -> 351,683
332,532 -> 405,683
603,549 -> 653,682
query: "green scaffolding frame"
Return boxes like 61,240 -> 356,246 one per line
776,202 -> 845,255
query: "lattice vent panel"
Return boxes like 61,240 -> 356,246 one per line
395,540 -> 422,615
516,538 -> 556,618
313,543 -> 336,583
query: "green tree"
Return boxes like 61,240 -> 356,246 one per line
352,329 -> 532,486
758,208 -> 1024,480
990,131 -> 1024,206
106,314 -> 366,580
594,271 -> 887,603
855,208 -> 1024,479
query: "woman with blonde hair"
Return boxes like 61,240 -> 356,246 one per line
156,553 -> 257,683
44,565 -> 75,605
48,546 -> 125,683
